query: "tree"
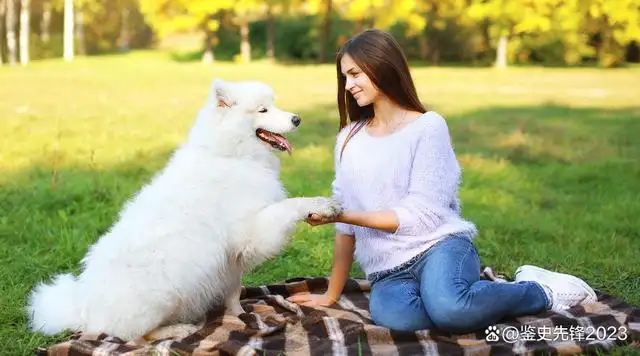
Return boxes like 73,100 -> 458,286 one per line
261,0 -> 305,60
139,0 -> 234,62
318,0 -> 332,63
63,0 -> 73,60
41,0 -> 52,43
19,0 -> 28,65
75,0 -> 85,56
0,0 -> 5,65
467,0 -> 553,68
583,0 -> 640,67
231,0 -> 266,63
5,0 -> 16,64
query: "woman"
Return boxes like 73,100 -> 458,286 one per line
287,29 -> 597,333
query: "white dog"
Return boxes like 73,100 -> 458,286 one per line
26,78 -> 343,341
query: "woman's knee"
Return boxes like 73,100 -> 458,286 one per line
425,298 -> 487,333
369,280 -> 433,331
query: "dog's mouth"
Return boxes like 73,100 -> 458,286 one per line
256,129 -> 292,154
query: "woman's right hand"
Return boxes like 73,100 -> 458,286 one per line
287,293 -> 337,307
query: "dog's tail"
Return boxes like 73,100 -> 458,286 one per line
26,273 -> 83,335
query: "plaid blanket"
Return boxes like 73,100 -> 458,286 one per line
37,267 -> 639,356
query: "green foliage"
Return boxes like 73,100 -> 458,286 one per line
210,13 -> 353,62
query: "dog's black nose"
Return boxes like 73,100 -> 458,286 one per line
291,115 -> 301,127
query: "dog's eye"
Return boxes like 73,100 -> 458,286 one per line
258,107 -> 268,113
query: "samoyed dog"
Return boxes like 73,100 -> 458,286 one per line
26,78 -> 343,341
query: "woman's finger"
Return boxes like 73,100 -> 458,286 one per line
287,294 -> 310,302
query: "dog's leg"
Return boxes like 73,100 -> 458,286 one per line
224,281 -> 245,316
239,197 -> 342,265
143,320 -> 205,342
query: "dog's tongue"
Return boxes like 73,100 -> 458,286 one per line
275,135 -> 292,154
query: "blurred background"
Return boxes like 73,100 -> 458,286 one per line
0,0 -> 639,68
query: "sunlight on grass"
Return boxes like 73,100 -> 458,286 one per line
458,153 -> 512,176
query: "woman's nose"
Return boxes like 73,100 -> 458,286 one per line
345,78 -> 354,91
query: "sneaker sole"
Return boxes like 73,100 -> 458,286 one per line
515,265 -> 598,302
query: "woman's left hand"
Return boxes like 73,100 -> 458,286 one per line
305,213 -> 338,226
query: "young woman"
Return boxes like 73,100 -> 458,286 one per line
287,29 -> 598,333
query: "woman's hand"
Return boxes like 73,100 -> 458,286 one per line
287,292 -> 337,307
305,213 -> 338,226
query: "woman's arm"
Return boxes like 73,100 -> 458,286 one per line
325,232 -> 356,301
287,232 -> 355,306
335,210 -> 399,233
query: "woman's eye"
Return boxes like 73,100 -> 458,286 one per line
258,108 -> 268,113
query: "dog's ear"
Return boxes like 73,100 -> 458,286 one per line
212,79 -> 233,108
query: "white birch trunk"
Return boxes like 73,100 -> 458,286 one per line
240,21 -> 250,63
63,0 -> 74,61
19,0 -> 29,65
495,34 -> 508,69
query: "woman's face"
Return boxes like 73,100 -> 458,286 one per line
340,54 -> 380,107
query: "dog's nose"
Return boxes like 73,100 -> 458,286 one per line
291,115 -> 301,127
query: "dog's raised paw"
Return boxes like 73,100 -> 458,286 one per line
307,197 -> 343,218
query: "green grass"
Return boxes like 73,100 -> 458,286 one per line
1,52 -> 639,355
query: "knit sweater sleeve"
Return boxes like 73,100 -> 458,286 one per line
391,113 -> 461,236
332,126 -> 355,236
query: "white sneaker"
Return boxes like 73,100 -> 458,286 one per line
515,265 -> 598,312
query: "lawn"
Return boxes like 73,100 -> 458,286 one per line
1,52 -> 638,355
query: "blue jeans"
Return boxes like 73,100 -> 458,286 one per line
367,233 -> 550,333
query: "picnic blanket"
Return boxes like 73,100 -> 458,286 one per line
36,267 -> 639,356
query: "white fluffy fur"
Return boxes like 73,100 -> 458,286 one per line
26,78 -> 343,341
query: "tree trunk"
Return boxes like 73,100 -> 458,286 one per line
5,0 -> 16,65
63,0 -> 73,61
75,5 -> 85,56
419,34 -> 428,60
0,0 -> 5,65
430,35 -> 441,65
481,19 -> 491,61
426,3 -> 440,65
202,19 -> 214,63
266,4 -> 274,60
41,0 -> 51,43
19,0 -> 28,65
119,6 -> 129,52
318,0 -> 332,63
495,34 -> 508,69
240,20 -> 250,63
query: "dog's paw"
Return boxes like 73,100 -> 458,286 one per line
144,322 -> 204,341
304,197 -> 343,218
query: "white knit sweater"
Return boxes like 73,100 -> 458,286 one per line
332,111 -> 478,276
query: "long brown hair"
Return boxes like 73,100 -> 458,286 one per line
336,29 -> 427,159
